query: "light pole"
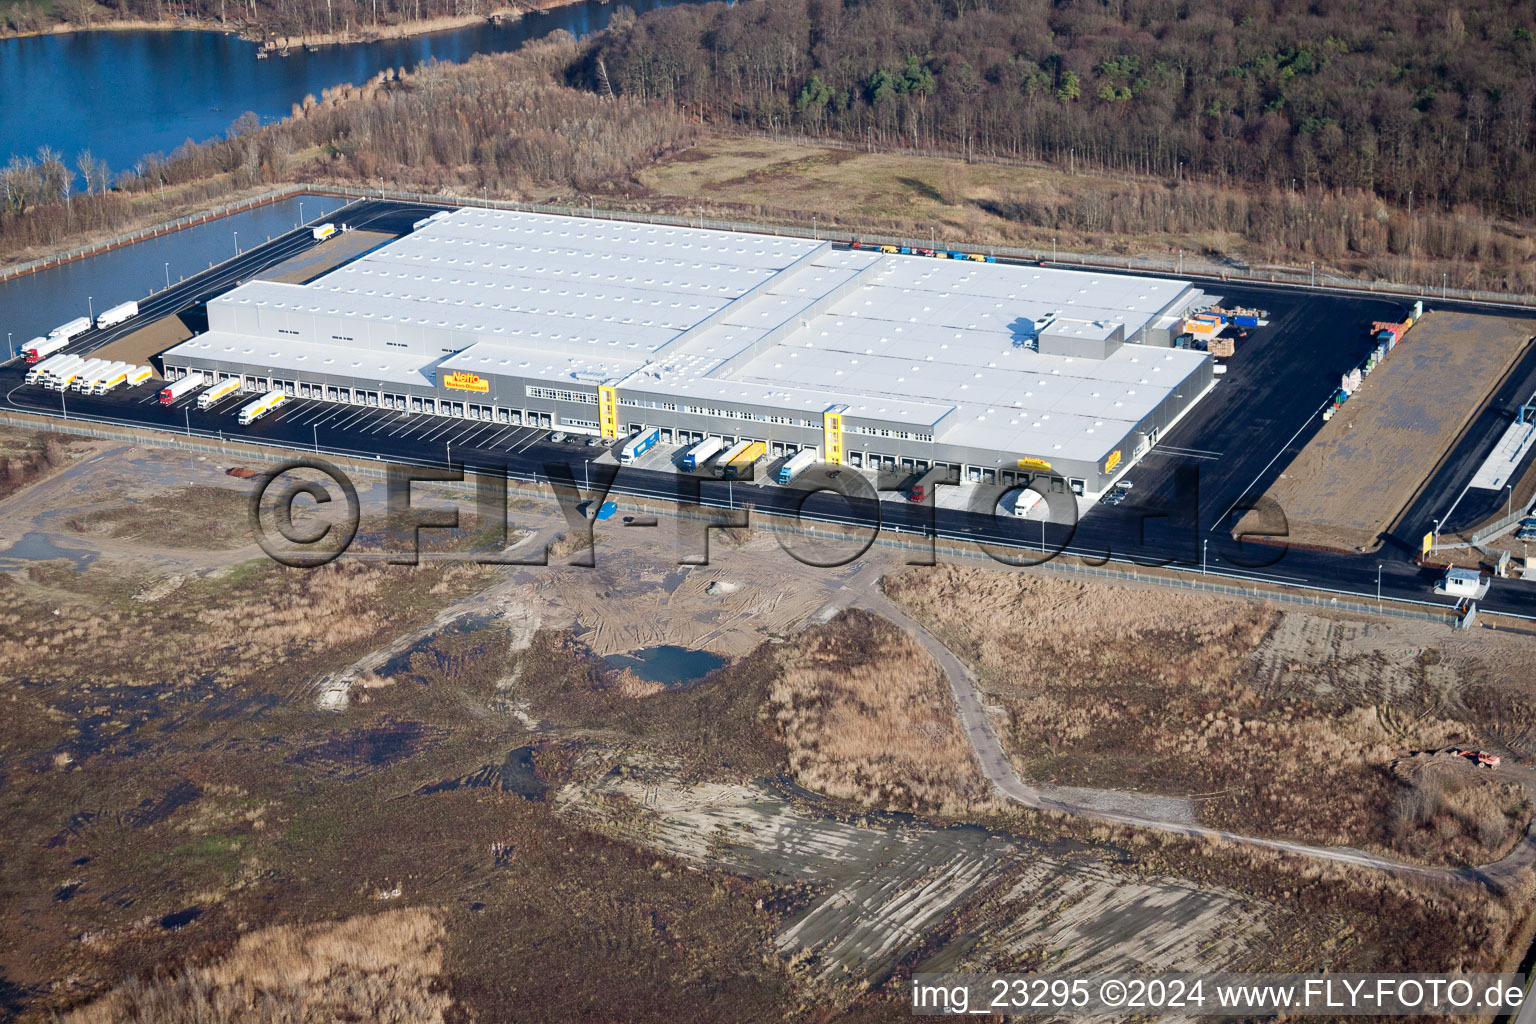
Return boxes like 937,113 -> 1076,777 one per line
812,214 -> 817,240
233,231 -> 239,255
87,296 -> 93,321
1052,236 -> 1056,261
1310,261 -> 1315,287
299,200 -> 304,225
185,407 -> 191,436
5,333 -> 10,360
313,422 -> 319,452
164,262 -> 170,290
1443,272 -> 1448,299
1507,483 -> 1513,519
1202,538 -> 1208,575
1377,564 -> 1383,604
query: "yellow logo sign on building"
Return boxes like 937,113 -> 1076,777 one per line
443,371 -> 489,393
598,385 -> 618,440
1018,456 -> 1053,472
1103,449 -> 1122,474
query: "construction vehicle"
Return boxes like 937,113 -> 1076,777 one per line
776,448 -> 818,484
720,440 -> 765,480
95,300 -> 139,328
197,377 -> 241,409
1449,749 -> 1501,768
49,316 -> 92,342
619,428 -> 660,465
711,439 -> 752,477
311,222 -> 338,241
160,373 -> 205,404
681,435 -> 725,471
907,465 -> 948,503
236,389 -> 287,425
22,335 -> 67,363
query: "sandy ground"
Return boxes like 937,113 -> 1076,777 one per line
83,314 -> 194,371
1240,311 -> 1533,552
258,229 -> 394,284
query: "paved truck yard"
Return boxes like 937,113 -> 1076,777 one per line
1240,310 -> 1535,553
8,198 -> 1536,618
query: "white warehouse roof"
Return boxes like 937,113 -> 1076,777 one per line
168,207 -> 1209,463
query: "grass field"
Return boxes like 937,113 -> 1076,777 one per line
1239,311 -> 1534,552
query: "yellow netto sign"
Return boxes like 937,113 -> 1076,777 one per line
443,371 -> 489,394
1017,457 -> 1053,472
1422,531 -> 1435,557
1103,449 -> 1123,474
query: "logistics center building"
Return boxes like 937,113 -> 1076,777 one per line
163,207 -> 1214,496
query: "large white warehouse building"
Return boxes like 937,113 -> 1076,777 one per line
163,207 -> 1214,496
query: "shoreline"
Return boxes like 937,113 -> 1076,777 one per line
0,1 -> 576,46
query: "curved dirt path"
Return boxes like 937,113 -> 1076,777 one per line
852,583 -> 1536,889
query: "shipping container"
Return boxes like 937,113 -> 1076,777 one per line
1232,315 -> 1260,327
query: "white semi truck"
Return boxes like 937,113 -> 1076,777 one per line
95,301 -> 139,328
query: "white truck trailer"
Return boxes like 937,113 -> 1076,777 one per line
197,377 -> 241,409
22,336 -> 67,363
49,316 -> 92,342
237,389 -> 287,425
95,301 -> 139,329
160,373 -> 206,405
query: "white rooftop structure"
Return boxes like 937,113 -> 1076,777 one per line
168,207 -> 1210,467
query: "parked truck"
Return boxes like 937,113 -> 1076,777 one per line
91,363 -> 135,394
776,448 -> 818,484
619,428 -> 660,465
49,316 -> 92,342
197,377 -> 241,409
95,301 -> 139,329
23,336 -> 67,363
237,389 -> 287,425
24,353 -> 75,384
682,435 -> 725,471
76,361 -> 126,392
126,365 -> 154,388
711,440 -> 753,477
160,373 -> 205,405
720,440 -> 766,480
54,358 -> 104,391
907,466 -> 948,503
312,222 -> 338,241
38,355 -> 85,387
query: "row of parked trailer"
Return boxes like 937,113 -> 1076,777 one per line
22,360 -> 289,426
20,301 -> 141,363
24,354 -> 152,394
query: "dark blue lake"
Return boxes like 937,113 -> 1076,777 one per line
0,0 -> 691,177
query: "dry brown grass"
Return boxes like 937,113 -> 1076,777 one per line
769,609 -> 994,817
62,908 -> 450,1024
882,565 -> 1515,864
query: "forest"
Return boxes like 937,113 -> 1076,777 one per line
580,0 -> 1536,219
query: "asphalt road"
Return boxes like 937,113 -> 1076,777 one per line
8,199 -> 1536,619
